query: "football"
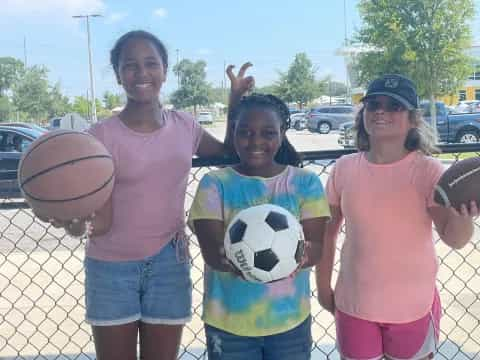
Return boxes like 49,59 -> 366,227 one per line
224,204 -> 305,283
434,157 -> 480,211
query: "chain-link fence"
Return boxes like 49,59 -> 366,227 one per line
1,146 -> 479,359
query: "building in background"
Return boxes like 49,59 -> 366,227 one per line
441,45 -> 480,105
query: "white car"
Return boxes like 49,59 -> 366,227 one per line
197,111 -> 213,125
290,112 -> 307,130
454,100 -> 480,113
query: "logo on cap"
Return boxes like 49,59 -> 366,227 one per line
384,78 -> 399,89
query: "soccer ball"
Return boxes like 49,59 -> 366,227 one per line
224,204 -> 305,283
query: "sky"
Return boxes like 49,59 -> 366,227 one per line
1,0 -> 479,101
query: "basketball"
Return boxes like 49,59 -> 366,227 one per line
434,157 -> 480,211
18,129 -> 115,221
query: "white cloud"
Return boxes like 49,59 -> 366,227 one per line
153,8 -> 167,18
4,0 -> 105,17
105,12 -> 128,24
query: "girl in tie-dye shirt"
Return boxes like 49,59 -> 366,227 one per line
189,93 -> 330,360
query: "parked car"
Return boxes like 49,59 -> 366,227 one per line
0,126 -> 45,198
290,112 -> 307,130
338,101 -> 480,148
306,105 -> 355,134
337,121 -> 356,148
454,100 -> 480,114
197,111 -> 214,125
0,122 -> 48,133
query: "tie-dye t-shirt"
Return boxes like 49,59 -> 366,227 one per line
188,166 -> 330,336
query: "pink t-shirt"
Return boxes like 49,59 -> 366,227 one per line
86,110 -> 204,261
326,151 -> 445,323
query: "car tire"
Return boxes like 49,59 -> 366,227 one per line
456,129 -> 480,143
318,122 -> 331,134
294,122 -> 302,131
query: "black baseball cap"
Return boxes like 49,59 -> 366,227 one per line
362,74 -> 419,110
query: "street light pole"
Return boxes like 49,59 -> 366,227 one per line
343,0 -> 351,103
73,14 -> 101,123
176,49 -> 180,88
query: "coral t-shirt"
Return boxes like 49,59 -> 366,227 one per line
326,151 -> 444,323
86,110 -> 203,261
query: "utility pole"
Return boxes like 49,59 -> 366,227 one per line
343,0 -> 351,103
176,49 -> 180,88
73,14 -> 102,123
23,36 -> 27,68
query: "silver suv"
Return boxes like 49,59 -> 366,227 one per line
306,105 -> 354,134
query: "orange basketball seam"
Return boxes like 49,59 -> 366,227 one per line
20,155 -> 113,187
21,173 -> 114,202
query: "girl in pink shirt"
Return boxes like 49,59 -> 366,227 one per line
44,30 -> 254,360
316,74 -> 478,360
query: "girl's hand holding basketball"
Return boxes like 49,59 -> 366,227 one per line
449,200 -> 480,219
35,211 -> 96,238
226,62 -> 255,97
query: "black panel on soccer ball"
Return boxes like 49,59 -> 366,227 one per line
295,240 -> 305,264
265,211 -> 289,231
254,249 -> 279,271
229,219 -> 247,244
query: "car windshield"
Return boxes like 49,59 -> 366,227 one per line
12,127 -> 45,139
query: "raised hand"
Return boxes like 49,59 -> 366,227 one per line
226,62 -> 255,97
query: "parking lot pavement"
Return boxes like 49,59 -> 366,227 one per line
206,122 -> 343,152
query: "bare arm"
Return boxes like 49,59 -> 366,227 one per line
195,62 -> 254,158
300,216 -> 329,268
192,219 -> 235,272
428,201 -> 478,249
315,205 -> 343,314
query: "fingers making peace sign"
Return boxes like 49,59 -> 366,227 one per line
226,62 -> 255,97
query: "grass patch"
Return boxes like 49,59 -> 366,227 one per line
436,152 -> 480,160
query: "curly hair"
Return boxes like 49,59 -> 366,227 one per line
229,93 -> 302,167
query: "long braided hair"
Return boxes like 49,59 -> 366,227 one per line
229,93 -> 302,167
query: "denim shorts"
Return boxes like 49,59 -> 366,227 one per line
205,316 -> 312,360
84,239 -> 192,326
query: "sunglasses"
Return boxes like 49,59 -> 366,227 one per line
364,98 -> 407,112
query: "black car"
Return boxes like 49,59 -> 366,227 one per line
0,126 -> 46,198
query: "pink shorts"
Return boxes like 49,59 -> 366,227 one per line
335,291 -> 441,360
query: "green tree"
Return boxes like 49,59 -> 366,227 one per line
72,96 -> 90,118
103,91 -> 123,110
355,0 -> 475,132
12,65 -> 51,120
275,53 -> 319,109
48,82 -> 71,118
323,77 -> 347,97
0,57 -> 24,96
0,97 -> 14,121
170,59 -> 213,114
209,87 -> 228,105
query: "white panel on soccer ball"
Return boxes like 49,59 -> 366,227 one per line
227,242 -> 255,276
248,267 -> 273,283
242,219 -> 275,252
235,205 -> 268,225
271,229 -> 301,259
269,257 -> 299,281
